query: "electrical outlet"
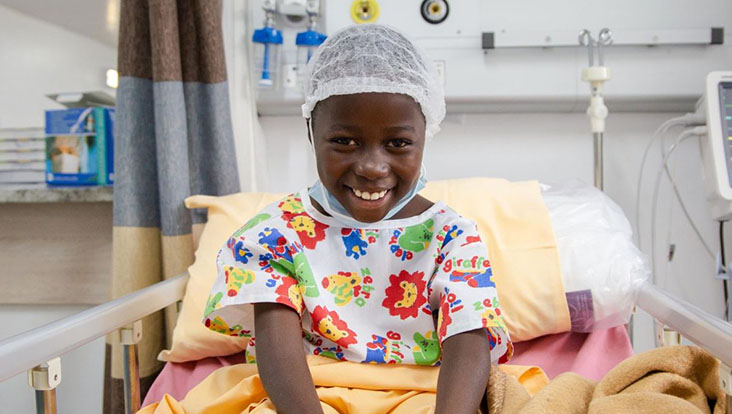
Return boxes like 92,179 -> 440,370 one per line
434,60 -> 446,87
283,64 -> 298,89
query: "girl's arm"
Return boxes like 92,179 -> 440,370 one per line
254,302 -> 325,414
434,328 -> 493,414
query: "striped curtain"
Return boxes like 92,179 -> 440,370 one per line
104,0 -> 240,412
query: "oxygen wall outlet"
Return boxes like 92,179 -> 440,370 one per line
434,60 -> 446,87
284,64 -> 298,88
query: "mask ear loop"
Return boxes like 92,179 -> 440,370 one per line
307,117 -> 317,155
307,118 -> 337,215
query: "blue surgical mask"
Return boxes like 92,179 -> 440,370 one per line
307,119 -> 427,228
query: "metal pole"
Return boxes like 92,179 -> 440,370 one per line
727,278 -> 731,322
34,390 -> 57,414
593,131 -> 604,190
637,281 -> 732,366
122,343 -> 141,413
119,321 -> 142,414
28,357 -> 61,414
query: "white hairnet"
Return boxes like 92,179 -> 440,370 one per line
301,24 -> 445,139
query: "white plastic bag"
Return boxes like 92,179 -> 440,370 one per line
542,180 -> 650,332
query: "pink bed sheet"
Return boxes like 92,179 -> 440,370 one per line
142,326 -> 633,406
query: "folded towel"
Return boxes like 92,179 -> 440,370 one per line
491,346 -> 726,414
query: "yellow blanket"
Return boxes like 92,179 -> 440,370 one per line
138,356 -> 547,414
139,346 -> 725,414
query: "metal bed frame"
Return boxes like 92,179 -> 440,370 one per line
0,274 -> 730,414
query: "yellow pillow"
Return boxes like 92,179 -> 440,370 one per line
159,192 -> 285,362
160,178 -> 569,362
419,178 -> 569,340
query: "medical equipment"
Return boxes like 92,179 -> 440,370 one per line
578,28 -> 612,190
252,0 -> 283,88
634,73 -> 732,333
350,0 -> 379,24
634,113 -> 707,252
695,71 -> 732,321
648,126 -> 710,274
703,76 -> 732,315
720,222 -> 731,322
295,1 -> 326,78
484,28 -> 723,49
247,1 -> 727,115
699,72 -> 732,221
420,0 -> 449,25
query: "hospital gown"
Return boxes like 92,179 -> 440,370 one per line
203,191 -> 513,366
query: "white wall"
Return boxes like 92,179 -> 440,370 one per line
256,111 -> 728,353
0,4 -> 116,128
0,4 -> 115,412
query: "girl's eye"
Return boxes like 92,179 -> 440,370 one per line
387,139 -> 411,148
331,137 -> 357,146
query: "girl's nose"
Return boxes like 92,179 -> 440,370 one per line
354,152 -> 389,180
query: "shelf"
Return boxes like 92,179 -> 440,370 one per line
0,184 -> 113,203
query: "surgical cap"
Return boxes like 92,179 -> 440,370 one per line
301,24 -> 446,139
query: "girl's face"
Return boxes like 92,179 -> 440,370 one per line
310,92 -> 426,223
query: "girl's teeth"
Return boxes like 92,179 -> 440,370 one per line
352,188 -> 388,200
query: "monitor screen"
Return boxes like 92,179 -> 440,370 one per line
718,82 -> 732,188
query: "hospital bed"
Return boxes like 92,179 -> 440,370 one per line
1,183 -> 732,414
1,273 -> 731,413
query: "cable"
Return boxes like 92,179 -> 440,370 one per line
662,174 -> 674,290
649,126 -> 708,284
635,118 -> 682,248
635,113 -> 706,250
721,221 -> 729,320
662,161 -> 716,258
658,123 -> 714,258
650,132 -> 692,283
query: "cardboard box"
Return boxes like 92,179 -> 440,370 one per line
45,107 -> 114,186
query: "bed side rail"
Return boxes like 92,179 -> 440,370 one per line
0,273 -> 188,413
637,281 -> 732,366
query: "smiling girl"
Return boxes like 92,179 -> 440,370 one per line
204,24 -> 512,414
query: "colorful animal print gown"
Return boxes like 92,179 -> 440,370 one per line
204,191 -> 513,365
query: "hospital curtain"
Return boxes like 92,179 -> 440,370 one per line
104,0 -> 240,412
